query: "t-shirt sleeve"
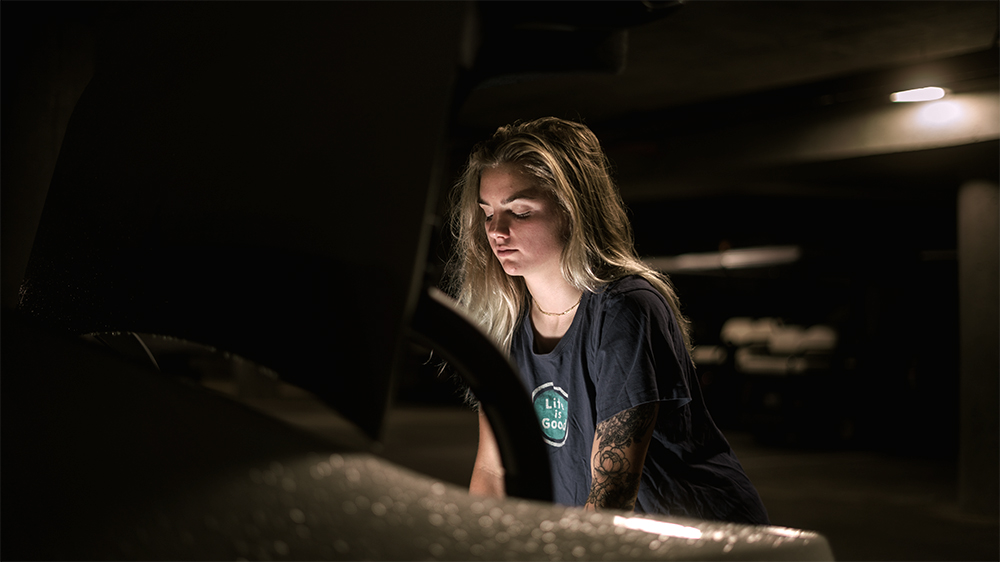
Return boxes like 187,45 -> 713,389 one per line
592,287 -> 692,423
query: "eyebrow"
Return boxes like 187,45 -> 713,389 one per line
478,189 -> 542,206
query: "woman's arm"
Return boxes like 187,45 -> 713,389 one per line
585,401 -> 659,511
469,408 -> 506,498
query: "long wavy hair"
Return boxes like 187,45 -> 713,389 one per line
444,117 -> 692,355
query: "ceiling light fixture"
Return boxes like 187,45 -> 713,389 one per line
890,86 -> 947,103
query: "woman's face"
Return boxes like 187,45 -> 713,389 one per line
478,164 -> 566,280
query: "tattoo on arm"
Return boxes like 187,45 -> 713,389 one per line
586,402 -> 658,511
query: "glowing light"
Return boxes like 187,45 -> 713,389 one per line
918,100 -> 963,125
613,516 -> 703,539
720,245 -> 801,269
644,245 -> 801,273
890,86 -> 946,102
691,345 -> 728,365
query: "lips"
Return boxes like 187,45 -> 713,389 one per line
495,246 -> 517,257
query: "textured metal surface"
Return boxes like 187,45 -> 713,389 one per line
104,452 -> 833,561
3,313 -> 833,561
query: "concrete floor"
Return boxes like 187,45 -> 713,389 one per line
232,383 -> 998,562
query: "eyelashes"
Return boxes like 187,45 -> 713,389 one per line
483,211 -> 530,223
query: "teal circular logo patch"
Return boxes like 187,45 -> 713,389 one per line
532,383 -> 569,447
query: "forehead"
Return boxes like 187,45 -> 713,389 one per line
478,164 -> 544,203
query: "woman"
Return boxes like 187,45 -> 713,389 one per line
445,117 -> 768,524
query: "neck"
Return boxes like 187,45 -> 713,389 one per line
525,276 -> 582,354
524,275 -> 582,317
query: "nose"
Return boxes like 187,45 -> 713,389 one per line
486,214 -> 510,240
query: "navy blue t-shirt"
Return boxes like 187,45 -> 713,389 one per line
510,276 -> 769,524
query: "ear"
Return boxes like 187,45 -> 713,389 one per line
555,198 -> 573,243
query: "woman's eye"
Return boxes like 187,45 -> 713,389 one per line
482,209 -> 528,223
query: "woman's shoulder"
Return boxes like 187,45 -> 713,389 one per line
592,275 -> 666,313
600,274 -> 659,299
586,275 -> 677,350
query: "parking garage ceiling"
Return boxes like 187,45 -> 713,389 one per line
459,1 -> 997,127
456,1 -> 999,202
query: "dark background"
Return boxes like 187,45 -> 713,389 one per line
3,2 -> 997,560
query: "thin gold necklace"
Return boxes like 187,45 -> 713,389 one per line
534,294 -> 582,317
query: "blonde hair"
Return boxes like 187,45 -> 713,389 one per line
445,117 -> 692,355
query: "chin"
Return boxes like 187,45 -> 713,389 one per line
500,263 -> 523,277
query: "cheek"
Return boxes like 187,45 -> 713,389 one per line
537,222 -> 567,255
550,210 -> 570,241
546,204 -> 571,243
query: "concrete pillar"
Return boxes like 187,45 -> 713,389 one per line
957,179 -> 999,516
